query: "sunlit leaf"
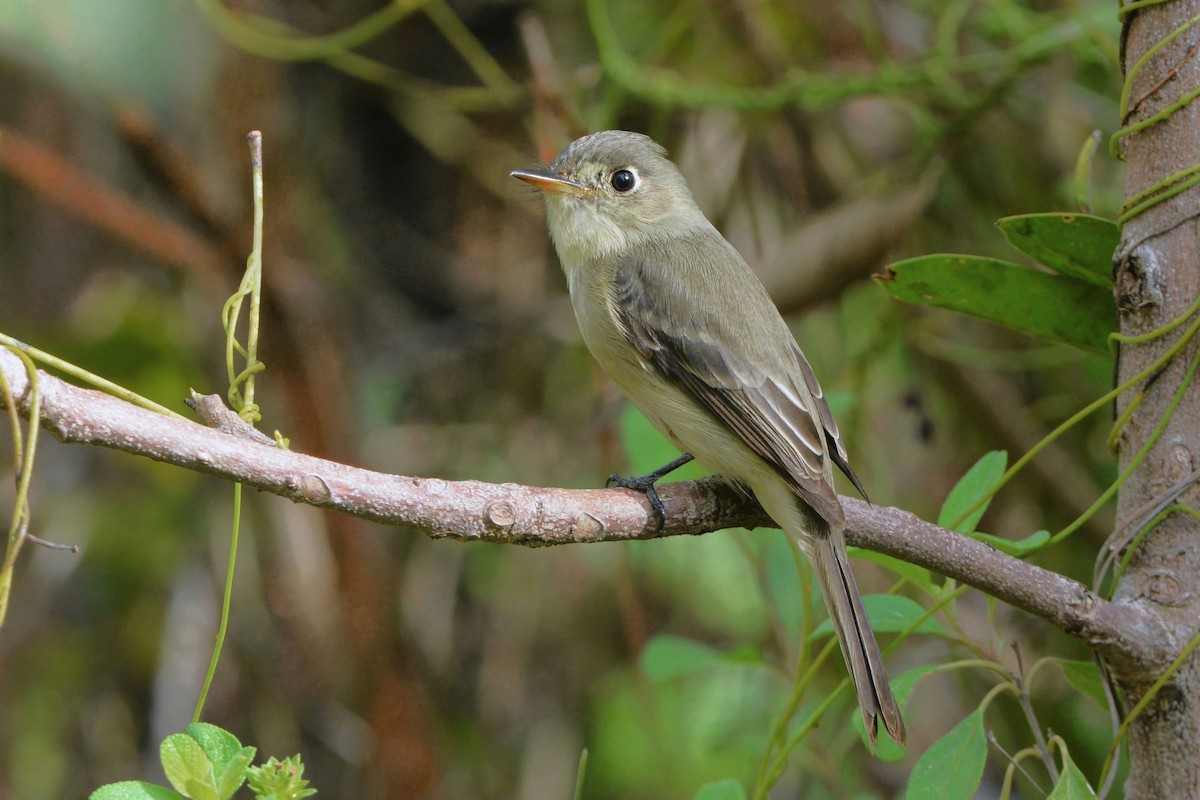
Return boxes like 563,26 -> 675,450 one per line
182,779 -> 218,800
997,213 -> 1117,287
160,734 -> 213,797
88,782 -> 184,800
184,723 -> 244,776
214,748 -> 255,800
878,256 -> 1114,354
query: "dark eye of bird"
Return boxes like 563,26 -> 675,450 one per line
610,169 -> 636,192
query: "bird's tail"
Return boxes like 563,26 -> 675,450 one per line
809,521 -> 906,749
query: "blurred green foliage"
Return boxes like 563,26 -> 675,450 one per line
0,0 -> 1127,798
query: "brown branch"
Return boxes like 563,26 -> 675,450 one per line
0,347 -> 1167,671
0,126 -> 226,285
116,105 -> 244,248
515,10 -> 586,149
761,172 -> 939,312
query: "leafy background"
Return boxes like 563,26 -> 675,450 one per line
0,1 -> 1123,797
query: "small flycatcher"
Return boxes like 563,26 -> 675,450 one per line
512,131 -> 905,747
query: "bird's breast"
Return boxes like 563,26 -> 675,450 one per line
565,272 -> 774,486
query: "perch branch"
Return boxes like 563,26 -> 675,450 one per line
0,347 -> 1167,671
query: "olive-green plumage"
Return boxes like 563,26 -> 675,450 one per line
513,131 -> 905,748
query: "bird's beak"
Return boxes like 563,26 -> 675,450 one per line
510,168 -> 588,196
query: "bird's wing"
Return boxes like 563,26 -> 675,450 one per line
612,250 -> 850,527
792,340 -> 868,502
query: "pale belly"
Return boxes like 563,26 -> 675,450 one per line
570,284 -> 777,491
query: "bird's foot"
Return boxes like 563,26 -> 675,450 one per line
606,452 -> 695,533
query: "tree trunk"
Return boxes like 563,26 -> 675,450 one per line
1113,1 -> 1200,796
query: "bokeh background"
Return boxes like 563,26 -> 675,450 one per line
0,1 -> 1124,797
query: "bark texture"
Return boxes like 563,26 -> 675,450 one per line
1114,1 -> 1200,795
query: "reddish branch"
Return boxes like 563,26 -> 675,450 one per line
0,126 -> 226,284
0,347 -> 1166,670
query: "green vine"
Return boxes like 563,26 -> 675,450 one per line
1096,626 -> 1200,789
586,0 -> 1103,111
1115,12 -> 1200,123
194,132 -> 269,723
0,347 -> 39,630
194,0 -> 426,62
1051,341 -> 1200,547
1110,6 -> 1200,223
1117,162 -> 1200,224
945,290 -> 1200,544
1118,0 -> 1175,18
1110,503 -> 1200,590
193,0 -> 519,112
221,132 -> 265,424
0,334 -> 187,421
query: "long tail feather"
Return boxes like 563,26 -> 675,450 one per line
809,521 -> 906,749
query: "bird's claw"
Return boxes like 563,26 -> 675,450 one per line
604,452 -> 694,534
607,471 -> 669,532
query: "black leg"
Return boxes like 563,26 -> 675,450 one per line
606,453 -> 695,532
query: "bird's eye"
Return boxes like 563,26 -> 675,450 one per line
610,169 -> 637,192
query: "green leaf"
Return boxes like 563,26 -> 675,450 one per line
641,635 -> 721,681
693,779 -> 747,800
811,595 -> 948,640
822,388 -> 857,418
1048,750 -> 1096,799
89,782 -> 185,800
877,256 -> 1114,354
160,734 -> 214,797
938,451 -> 1007,534
852,550 -> 933,593
858,725 -> 907,763
997,213 -> 1117,287
574,749 -> 588,800
890,663 -> 942,705
213,748 -> 255,800
967,528 -> 1050,556
904,708 -> 987,800
182,779 -> 219,800
1054,658 -> 1108,709
184,723 -> 243,776
619,404 -> 708,479
851,663 -> 940,760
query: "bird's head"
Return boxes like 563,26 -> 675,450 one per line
511,131 -> 707,268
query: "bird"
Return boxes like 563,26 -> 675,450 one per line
511,130 -> 905,748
